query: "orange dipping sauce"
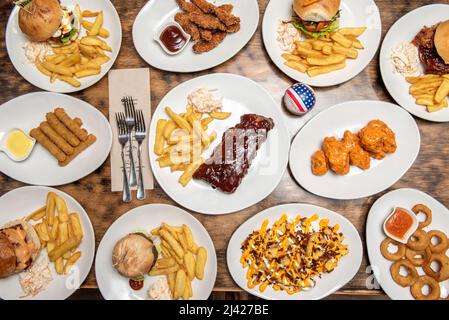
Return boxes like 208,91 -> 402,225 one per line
385,208 -> 414,240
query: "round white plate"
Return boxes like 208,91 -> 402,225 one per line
148,73 -> 290,215
262,0 -> 381,87
227,203 -> 363,300
380,4 -> 449,122
290,100 -> 420,200
366,188 -> 449,300
132,0 -> 259,72
0,92 -> 112,186
6,0 -> 122,93
0,186 -> 95,300
95,203 -> 217,300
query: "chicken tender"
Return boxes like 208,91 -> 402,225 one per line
175,12 -> 200,41
193,31 -> 227,53
191,0 -> 240,26
342,131 -> 371,170
176,0 -> 202,13
322,137 -> 350,176
199,28 -> 213,41
311,150 -> 328,176
189,13 -> 226,31
358,120 -> 397,160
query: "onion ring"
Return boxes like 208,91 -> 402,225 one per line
380,238 -> 406,261
405,247 -> 431,267
423,253 -> 449,282
412,204 -> 432,229
390,259 -> 418,287
407,229 -> 429,251
411,275 -> 441,300
427,230 -> 448,253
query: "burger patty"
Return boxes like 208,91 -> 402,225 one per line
413,24 -> 449,75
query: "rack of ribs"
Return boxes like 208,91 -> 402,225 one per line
193,114 -> 275,193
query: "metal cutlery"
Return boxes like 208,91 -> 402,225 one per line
135,109 -> 146,200
122,96 -> 138,187
115,112 -> 132,203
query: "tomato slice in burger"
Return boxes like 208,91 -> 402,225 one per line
316,21 -> 330,31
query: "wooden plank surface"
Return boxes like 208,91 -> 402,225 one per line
1,0 -> 448,299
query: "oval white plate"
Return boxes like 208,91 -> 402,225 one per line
227,203 -> 363,300
132,0 -> 259,72
148,73 -> 290,215
0,92 -> 112,186
95,203 -> 217,300
0,186 -> 95,300
6,0 -> 122,93
366,188 -> 449,300
262,0 -> 381,87
380,4 -> 449,122
289,100 -> 420,200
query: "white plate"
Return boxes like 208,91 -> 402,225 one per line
380,4 -> 449,122
0,92 -> 112,186
366,188 -> 449,300
6,0 -> 122,93
95,203 -> 217,300
289,100 -> 420,200
0,186 -> 95,300
132,0 -> 259,72
262,0 -> 381,87
227,203 -> 363,300
148,73 -> 290,215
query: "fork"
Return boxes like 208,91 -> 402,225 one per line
115,112 -> 132,203
135,109 -> 146,200
122,96 -> 138,187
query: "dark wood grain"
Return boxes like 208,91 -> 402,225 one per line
1,0 -> 448,300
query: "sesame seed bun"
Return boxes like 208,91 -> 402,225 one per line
293,0 -> 341,22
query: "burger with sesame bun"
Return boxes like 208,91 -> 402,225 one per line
292,0 -> 341,38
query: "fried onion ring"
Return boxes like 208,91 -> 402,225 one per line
411,275 -> 441,300
407,229 -> 429,251
390,259 -> 418,287
380,238 -> 406,261
427,230 -> 449,253
412,204 -> 432,229
405,247 -> 431,267
423,253 -> 449,282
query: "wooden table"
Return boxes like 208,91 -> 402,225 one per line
1,0 -> 448,300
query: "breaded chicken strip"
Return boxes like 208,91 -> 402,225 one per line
176,0 -> 202,13
189,13 -> 226,31
191,0 -> 240,26
175,12 -> 200,41
199,28 -> 213,41
193,31 -> 227,53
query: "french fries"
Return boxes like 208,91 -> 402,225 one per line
282,27 -> 365,77
31,5 -> 111,87
30,192 -> 84,274
407,74 -> 449,113
149,222 -> 207,300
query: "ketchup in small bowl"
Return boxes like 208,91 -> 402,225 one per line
155,22 -> 190,55
383,207 -> 418,243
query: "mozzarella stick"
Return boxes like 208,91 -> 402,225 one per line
46,112 -> 80,147
54,108 -> 88,141
59,134 -> 97,167
30,128 -> 67,162
39,121 -> 75,155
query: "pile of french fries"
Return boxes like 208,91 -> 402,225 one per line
282,27 -> 366,77
150,223 -> 207,300
154,105 -> 231,186
25,192 -> 84,275
34,6 -> 111,88
406,74 -> 449,112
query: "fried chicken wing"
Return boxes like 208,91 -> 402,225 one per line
193,31 -> 227,53
174,12 -> 200,41
189,13 -> 226,31
311,150 -> 329,176
342,130 -> 371,170
358,120 -> 397,160
322,137 -> 350,176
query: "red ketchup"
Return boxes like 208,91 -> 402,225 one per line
129,278 -> 144,291
159,25 -> 187,53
